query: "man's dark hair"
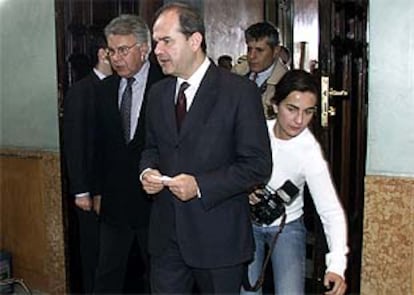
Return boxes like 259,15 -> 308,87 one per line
88,32 -> 107,67
245,22 -> 280,49
154,2 -> 207,53
217,55 -> 232,69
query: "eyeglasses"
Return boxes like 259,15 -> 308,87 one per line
106,42 -> 139,57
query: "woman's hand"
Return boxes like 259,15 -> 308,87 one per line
324,272 -> 347,295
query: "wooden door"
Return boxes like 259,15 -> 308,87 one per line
305,0 -> 368,294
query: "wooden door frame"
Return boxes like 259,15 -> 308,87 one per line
318,0 -> 368,293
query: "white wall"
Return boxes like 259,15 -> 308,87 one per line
0,0 -> 59,150
366,0 -> 414,177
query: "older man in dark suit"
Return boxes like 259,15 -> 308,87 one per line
140,3 -> 272,294
93,15 -> 164,293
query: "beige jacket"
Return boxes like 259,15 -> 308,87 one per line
232,58 -> 288,119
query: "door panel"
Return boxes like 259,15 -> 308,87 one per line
311,0 -> 368,293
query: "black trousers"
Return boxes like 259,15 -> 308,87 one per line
150,237 -> 244,294
76,208 -> 100,294
93,220 -> 149,294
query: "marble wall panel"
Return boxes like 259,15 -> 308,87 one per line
204,0 -> 263,65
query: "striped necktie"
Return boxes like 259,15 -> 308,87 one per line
120,77 -> 135,143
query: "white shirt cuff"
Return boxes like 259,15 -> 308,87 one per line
75,192 -> 90,198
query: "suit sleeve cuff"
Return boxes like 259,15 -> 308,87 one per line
139,168 -> 152,181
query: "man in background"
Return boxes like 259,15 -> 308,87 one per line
93,14 -> 164,293
63,33 -> 112,294
217,54 -> 233,70
233,22 -> 288,119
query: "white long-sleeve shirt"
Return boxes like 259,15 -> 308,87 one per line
265,119 -> 349,277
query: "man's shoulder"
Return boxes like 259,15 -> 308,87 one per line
67,72 -> 95,89
100,74 -> 119,85
150,74 -> 174,90
148,61 -> 163,75
147,62 -> 168,86
216,66 -> 257,92
91,75 -> 120,108
205,67 -> 261,109
268,59 -> 288,85
65,72 -> 99,101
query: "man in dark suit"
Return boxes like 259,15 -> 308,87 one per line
140,3 -> 272,294
63,33 -> 112,294
93,15 -> 164,293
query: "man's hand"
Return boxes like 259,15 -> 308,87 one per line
164,174 -> 198,201
141,169 -> 165,195
75,196 -> 92,211
93,195 -> 101,215
248,189 -> 263,205
324,272 -> 347,295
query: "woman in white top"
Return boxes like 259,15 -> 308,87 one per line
242,70 -> 348,295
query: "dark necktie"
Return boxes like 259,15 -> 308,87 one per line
175,82 -> 190,131
120,77 -> 135,143
251,72 -> 258,83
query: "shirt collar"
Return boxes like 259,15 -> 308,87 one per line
250,62 -> 276,87
93,68 -> 109,80
177,57 -> 211,89
258,62 -> 275,79
123,60 -> 150,85
137,60 -> 150,80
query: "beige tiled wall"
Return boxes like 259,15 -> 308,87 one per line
362,176 -> 414,295
0,149 -> 66,294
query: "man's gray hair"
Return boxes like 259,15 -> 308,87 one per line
104,14 -> 151,54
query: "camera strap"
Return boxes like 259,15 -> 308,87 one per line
242,212 -> 287,292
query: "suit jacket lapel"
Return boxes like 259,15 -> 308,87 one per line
161,79 -> 180,139
130,63 -> 165,145
106,75 -> 123,131
179,64 -> 219,140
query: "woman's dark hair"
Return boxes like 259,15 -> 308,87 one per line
271,69 -> 319,106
